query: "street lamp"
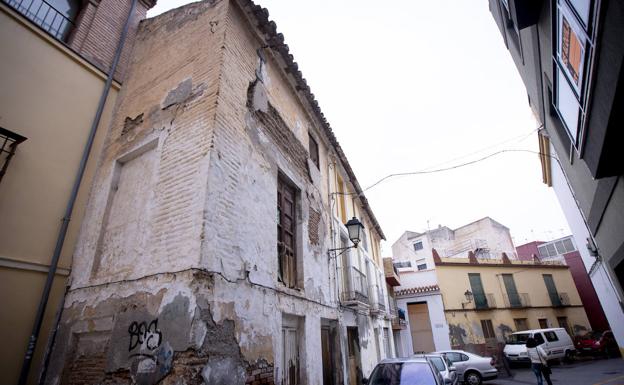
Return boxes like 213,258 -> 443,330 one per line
461,290 -> 473,310
345,217 -> 365,247
328,217 -> 365,256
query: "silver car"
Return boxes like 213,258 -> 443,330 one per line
364,357 -> 444,385
434,350 -> 498,385
414,354 -> 458,385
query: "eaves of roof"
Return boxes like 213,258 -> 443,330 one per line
395,284 -> 440,297
237,0 -> 386,240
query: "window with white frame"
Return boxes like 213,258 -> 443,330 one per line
553,0 -> 594,147
413,241 -> 423,251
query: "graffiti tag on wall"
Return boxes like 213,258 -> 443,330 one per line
128,319 -> 163,353
126,318 -> 172,385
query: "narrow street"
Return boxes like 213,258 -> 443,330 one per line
490,359 -> 624,385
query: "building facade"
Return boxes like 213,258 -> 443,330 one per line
42,1 -> 394,384
517,236 -> 610,332
0,0 -> 154,382
488,0 -> 624,354
390,218 -> 517,355
434,255 -> 590,358
390,218 -> 591,361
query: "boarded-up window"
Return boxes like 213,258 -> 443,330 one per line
278,175 -> 297,288
94,142 -> 157,277
308,133 -> 319,169
481,319 -> 496,339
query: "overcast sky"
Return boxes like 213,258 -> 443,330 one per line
148,1 -> 571,252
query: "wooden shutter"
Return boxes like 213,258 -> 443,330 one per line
278,176 -> 297,288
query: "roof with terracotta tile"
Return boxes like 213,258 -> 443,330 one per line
238,0 -> 385,240
395,284 -> 440,297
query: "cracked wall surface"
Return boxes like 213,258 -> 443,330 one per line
45,1 -> 392,384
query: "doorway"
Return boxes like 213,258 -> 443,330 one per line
347,327 -> 361,385
407,302 -> 435,353
321,319 -> 339,385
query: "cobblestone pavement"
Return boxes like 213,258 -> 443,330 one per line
487,358 -> 624,385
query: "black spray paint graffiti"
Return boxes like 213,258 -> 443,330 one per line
128,319 -> 163,352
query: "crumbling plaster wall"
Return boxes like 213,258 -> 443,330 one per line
46,1 -> 246,384
48,0 -> 389,383
70,0 -> 227,288
198,2 -> 339,383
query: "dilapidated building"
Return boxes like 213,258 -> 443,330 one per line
44,1 -> 394,384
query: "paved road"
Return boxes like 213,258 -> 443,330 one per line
487,358 -> 624,385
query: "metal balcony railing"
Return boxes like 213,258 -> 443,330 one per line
391,307 -> 407,329
340,267 -> 369,305
473,293 -> 496,309
550,292 -> 570,307
502,293 -> 530,308
3,0 -> 76,41
0,127 -> 27,185
368,284 -> 386,315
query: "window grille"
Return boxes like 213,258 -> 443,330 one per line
0,127 -> 27,184
3,0 -> 80,41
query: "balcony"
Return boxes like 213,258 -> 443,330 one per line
3,0 -> 78,42
383,257 -> 400,286
391,308 -> 407,330
550,292 -> 570,307
502,293 -> 531,308
473,293 -> 496,309
340,267 -> 369,308
369,286 -> 386,316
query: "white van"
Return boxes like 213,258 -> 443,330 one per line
504,328 -> 575,362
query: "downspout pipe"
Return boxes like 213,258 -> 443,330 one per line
18,0 -> 138,382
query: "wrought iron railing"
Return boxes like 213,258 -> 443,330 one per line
502,293 -> 530,308
0,127 -> 27,185
340,267 -> 368,304
473,293 -> 496,309
3,0 -> 76,41
550,292 -> 570,307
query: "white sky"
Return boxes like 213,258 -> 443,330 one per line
148,1 -> 571,251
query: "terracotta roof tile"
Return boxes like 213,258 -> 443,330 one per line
239,0 -> 385,240
396,284 -> 440,297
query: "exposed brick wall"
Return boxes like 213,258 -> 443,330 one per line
68,0 -> 153,80
251,102 -> 310,180
309,206 -> 320,245
246,361 -> 275,385
64,353 -> 107,384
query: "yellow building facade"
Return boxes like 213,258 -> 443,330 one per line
0,0 -> 153,382
434,256 -> 590,352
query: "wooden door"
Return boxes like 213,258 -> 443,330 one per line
408,303 -> 435,353
321,327 -> 334,385
347,327 -> 361,385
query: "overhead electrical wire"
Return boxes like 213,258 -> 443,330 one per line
358,148 -> 558,194
418,125 -> 541,172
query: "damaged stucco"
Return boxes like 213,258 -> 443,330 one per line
45,1 -> 392,384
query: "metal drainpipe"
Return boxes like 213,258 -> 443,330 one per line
17,0 -> 138,382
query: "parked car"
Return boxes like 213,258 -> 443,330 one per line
363,357 -> 444,385
575,330 -> 620,357
434,350 -> 498,385
413,353 -> 458,385
504,328 -> 575,363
